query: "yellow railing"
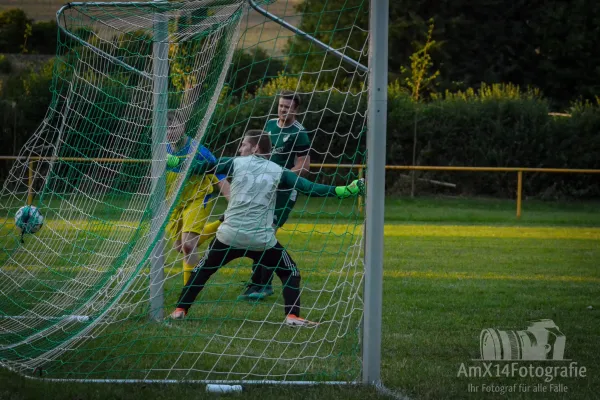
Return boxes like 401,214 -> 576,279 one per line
1,156 -> 598,218
315,164 -> 600,218
0,156 -> 151,206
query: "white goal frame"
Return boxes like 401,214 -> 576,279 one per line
48,0 -> 388,388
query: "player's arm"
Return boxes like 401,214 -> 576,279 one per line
292,154 -> 310,177
193,157 -> 235,176
279,169 -> 364,198
195,146 -> 232,201
217,179 -> 231,201
167,154 -> 235,176
290,130 -> 310,177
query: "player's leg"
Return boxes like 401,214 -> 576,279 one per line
180,231 -> 200,284
172,238 -> 241,319
250,242 -> 317,327
196,179 -> 229,246
196,216 -> 222,247
237,263 -> 263,300
248,189 -> 298,299
180,200 -> 212,284
166,206 -> 184,254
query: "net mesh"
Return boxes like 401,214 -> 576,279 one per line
0,0 -> 369,382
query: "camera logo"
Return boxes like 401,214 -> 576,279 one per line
480,319 -> 566,360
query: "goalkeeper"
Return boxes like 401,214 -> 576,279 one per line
168,130 -> 364,327
165,111 -> 230,285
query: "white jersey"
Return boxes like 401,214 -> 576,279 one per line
217,155 -> 283,250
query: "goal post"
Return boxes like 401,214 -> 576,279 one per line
0,0 -> 388,387
363,0 -> 388,385
149,0 -> 170,322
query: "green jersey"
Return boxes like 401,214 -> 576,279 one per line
264,118 -> 310,169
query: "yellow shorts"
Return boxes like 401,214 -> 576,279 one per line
165,198 -> 215,239
165,171 -> 221,240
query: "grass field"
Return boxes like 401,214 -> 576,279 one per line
1,196 -> 599,399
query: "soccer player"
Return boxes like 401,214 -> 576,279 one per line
165,111 -> 230,285
168,130 -> 363,326
241,90 -> 311,300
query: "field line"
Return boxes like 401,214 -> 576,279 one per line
384,270 -> 600,283
3,264 -> 597,284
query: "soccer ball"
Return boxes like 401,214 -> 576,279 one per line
15,205 -> 44,234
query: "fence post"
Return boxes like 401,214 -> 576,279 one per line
27,161 -> 35,205
516,170 -> 523,218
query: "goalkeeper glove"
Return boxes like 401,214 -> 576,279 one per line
335,178 -> 365,199
167,154 -> 182,168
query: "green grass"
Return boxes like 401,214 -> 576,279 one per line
0,196 -> 599,399
381,196 -> 600,226
3,194 -> 599,227
183,194 -> 600,227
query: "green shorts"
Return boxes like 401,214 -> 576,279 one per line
274,189 -> 297,228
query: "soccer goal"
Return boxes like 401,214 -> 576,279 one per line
0,0 -> 387,387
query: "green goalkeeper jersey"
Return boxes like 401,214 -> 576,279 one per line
264,118 -> 310,169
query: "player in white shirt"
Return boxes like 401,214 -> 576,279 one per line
169,130 -> 363,327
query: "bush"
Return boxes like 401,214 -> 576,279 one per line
0,9 -> 31,53
0,55 -> 12,73
1,57 -> 598,199
386,84 -> 600,198
30,20 -> 58,54
207,74 -> 367,169
228,48 -> 286,96
0,58 -> 55,159
208,80 -> 599,199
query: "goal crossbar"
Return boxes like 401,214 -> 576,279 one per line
248,0 -> 368,73
55,3 -> 171,80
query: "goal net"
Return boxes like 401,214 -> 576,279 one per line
0,0 -> 369,383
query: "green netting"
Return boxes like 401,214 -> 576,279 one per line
0,0 -> 369,383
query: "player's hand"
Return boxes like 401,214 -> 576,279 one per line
167,154 -> 181,168
335,178 -> 365,199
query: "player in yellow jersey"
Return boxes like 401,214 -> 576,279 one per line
165,111 -> 230,285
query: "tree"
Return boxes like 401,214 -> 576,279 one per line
525,0 -> 600,105
228,48 -> 286,96
30,20 -> 58,54
285,0 -> 369,86
0,9 -> 33,53
0,58 -> 55,157
292,0 -> 600,107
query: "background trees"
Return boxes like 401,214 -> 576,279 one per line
290,0 -> 600,106
0,3 -> 599,198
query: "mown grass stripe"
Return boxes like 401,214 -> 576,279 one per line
283,224 -> 600,240
383,270 -> 600,283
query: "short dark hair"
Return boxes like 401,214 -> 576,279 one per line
279,90 -> 301,109
244,130 -> 272,155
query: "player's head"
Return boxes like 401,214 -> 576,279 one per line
278,90 -> 301,124
167,111 -> 186,144
239,130 -> 272,157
